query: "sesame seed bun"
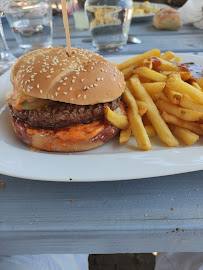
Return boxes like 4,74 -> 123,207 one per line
11,47 -> 125,105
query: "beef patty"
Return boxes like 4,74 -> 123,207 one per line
10,97 -> 121,129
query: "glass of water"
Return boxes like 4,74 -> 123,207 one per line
85,0 -> 133,52
0,0 -> 16,75
5,0 -> 53,52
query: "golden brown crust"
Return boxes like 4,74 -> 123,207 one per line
153,8 -> 182,30
11,47 -> 125,105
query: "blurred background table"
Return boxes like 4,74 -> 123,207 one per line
1,13 -> 203,256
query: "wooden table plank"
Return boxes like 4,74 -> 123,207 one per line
0,171 -> 203,254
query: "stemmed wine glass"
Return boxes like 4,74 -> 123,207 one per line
0,0 -> 16,75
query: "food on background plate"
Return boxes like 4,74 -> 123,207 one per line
105,49 -> 203,150
7,47 -> 126,152
133,1 -> 160,16
153,8 -> 182,30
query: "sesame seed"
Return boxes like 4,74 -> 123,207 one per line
73,76 -> 76,79
77,94 -> 81,98
94,84 -> 98,87
72,79 -> 75,83
81,79 -> 84,82
51,95 -> 54,99
57,87 -> 60,90
63,92 -> 67,95
118,82 -> 122,88
50,71 -> 54,73
55,92 -> 58,96
40,90 -> 43,94
101,68 -> 104,72
63,83 -> 66,85
101,77 -> 104,81
64,77 -> 67,80
91,67 -> 93,70
70,98 -> 74,101
40,71 -> 42,73
84,86 -> 87,90
105,70 -> 107,73
84,95 -> 86,100
37,84 -> 39,88
69,87 -> 72,91
59,80 -> 63,83
90,84 -> 93,88
47,75 -> 51,78
96,78 -> 100,81
27,89 -> 30,92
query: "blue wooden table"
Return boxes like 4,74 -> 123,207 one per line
1,15 -> 203,255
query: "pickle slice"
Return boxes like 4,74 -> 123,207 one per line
20,99 -> 53,110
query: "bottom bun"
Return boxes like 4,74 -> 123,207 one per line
11,115 -> 120,152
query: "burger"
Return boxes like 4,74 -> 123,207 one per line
7,47 -> 126,152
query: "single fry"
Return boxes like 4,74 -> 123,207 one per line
136,100 -> 148,116
134,67 -> 167,82
119,126 -> 131,145
161,111 -> 203,135
104,106 -> 129,130
192,81 -> 202,90
118,49 -> 161,71
163,86 -> 183,104
159,92 -> 171,103
145,125 -> 156,138
169,124 -> 199,146
150,57 -> 189,72
166,75 -> 203,105
130,76 -> 179,147
142,82 -> 166,95
156,99 -> 203,121
196,78 -> 203,90
122,65 -> 135,80
180,95 -> 203,114
151,93 -> 160,102
173,57 -> 182,63
122,87 -> 151,150
160,51 -> 176,61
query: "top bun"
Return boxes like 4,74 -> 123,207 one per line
153,8 -> 182,30
11,47 -> 125,105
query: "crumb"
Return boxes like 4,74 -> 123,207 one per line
71,200 -> 75,203
0,182 -> 5,189
144,214 -> 147,217
171,208 -> 175,211
195,189 -> 199,191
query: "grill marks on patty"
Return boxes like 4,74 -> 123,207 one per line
10,97 -> 121,129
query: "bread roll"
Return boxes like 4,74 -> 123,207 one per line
153,8 -> 182,30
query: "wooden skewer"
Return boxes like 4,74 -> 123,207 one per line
61,0 -> 71,56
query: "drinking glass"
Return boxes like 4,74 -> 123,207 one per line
85,0 -> 133,52
70,0 -> 89,30
6,0 -> 53,52
0,0 -> 16,75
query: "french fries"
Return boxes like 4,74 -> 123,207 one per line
130,75 -> 179,147
119,126 -> 131,145
156,100 -> 203,121
134,67 -> 167,82
142,82 -> 166,95
169,124 -> 199,146
166,75 -> 203,105
122,87 -> 152,150
106,49 -> 203,150
160,51 -> 176,61
104,106 -> 129,130
118,49 -> 161,71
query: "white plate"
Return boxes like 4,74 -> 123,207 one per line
132,3 -> 169,22
0,53 -> 203,182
